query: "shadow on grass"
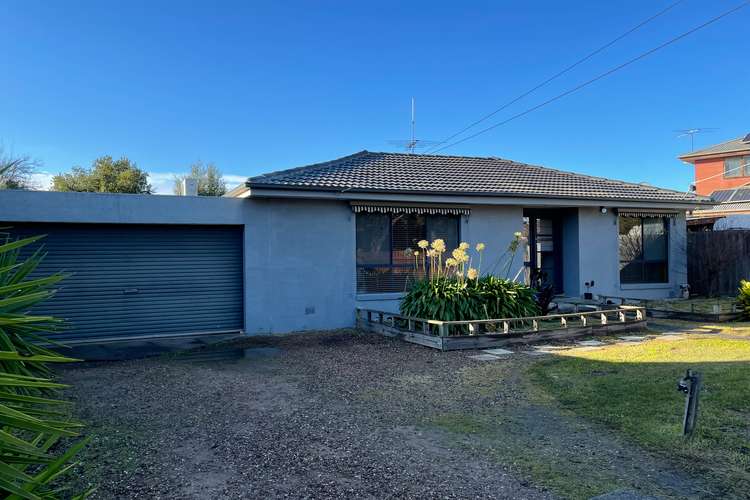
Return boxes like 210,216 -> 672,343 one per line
528,337 -> 750,499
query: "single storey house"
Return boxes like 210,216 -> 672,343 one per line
0,151 -> 709,344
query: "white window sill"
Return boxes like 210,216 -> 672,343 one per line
356,292 -> 406,301
620,283 -> 672,291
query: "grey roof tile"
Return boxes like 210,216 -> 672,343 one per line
679,135 -> 750,160
249,150 -> 707,204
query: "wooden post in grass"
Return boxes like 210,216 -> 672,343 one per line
678,369 -> 702,436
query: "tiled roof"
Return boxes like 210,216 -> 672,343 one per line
679,135 -> 750,160
249,150 -> 707,204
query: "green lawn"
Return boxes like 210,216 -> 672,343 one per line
530,336 -> 750,498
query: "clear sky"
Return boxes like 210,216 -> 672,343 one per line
1,0 -> 748,194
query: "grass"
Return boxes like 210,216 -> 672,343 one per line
653,318 -> 750,337
529,336 -> 750,498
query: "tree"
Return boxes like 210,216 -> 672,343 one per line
173,161 -> 227,196
0,149 -> 40,189
52,156 -> 152,194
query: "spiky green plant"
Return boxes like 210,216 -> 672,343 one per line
0,231 -> 91,499
737,280 -> 750,319
400,275 -> 540,334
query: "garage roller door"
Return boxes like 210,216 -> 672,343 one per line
6,223 -> 244,342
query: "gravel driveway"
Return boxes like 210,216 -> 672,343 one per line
60,330 -> 709,499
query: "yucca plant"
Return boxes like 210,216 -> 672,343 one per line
0,230 -> 91,499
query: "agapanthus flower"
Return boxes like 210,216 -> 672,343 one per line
459,242 -> 470,250
431,239 -> 446,252
467,268 -> 479,280
445,257 -> 458,267
514,231 -> 523,239
418,240 -> 429,249
475,242 -> 485,252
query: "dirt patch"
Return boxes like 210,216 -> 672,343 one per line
60,330 -> 716,498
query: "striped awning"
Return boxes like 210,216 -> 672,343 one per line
350,201 -> 471,216
617,209 -> 680,218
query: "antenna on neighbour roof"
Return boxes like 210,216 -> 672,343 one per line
674,127 -> 719,151
387,97 -> 439,154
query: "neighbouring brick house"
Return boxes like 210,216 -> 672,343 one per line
680,133 -> 750,230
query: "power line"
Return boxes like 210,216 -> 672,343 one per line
424,0 -> 687,154
429,1 -> 750,155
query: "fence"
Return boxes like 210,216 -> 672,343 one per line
688,230 -> 750,297
356,306 -> 646,351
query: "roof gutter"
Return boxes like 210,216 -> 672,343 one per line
244,185 -> 710,210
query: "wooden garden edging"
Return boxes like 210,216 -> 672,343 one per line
356,306 -> 647,351
597,296 -> 741,323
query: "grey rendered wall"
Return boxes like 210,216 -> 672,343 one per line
0,191 -> 358,335
243,198 -> 356,334
575,207 -> 685,300
561,209 -> 581,297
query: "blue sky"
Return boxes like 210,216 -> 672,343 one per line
1,0 -> 748,194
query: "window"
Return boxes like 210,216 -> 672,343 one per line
618,216 -> 669,284
724,156 -> 750,178
356,212 -> 459,293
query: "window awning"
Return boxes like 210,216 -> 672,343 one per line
617,209 -> 680,218
350,201 -> 471,216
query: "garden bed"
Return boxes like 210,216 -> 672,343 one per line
599,296 -> 741,322
356,306 -> 647,351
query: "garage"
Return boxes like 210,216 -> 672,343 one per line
8,223 -> 244,343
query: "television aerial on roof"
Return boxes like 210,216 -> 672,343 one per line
388,97 -> 439,154
674,127 -> 719,151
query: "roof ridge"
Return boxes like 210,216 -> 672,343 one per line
247,149 -> 710,204
679,135 -> 749,159
361,151 -> 694,197
248,150 -> 370,183
490,157 -> 695,198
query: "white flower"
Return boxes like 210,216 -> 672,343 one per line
467,268 -> 478,280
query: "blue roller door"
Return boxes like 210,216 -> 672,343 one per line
5,223 -> 244,342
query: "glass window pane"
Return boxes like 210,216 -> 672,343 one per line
643,218 -> 667,261
643,262 -> 668,283
745,156 -> 750,177
619,260 -> 643,284
618,217 -> 642,262
725,157 -> 741,178
391,214 -> 426,265
426,215 -> 459,251
356,213 -> 390,265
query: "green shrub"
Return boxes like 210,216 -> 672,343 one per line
400,275 -> 540,327
738,280 -> 750,319
0,231 -> 91,499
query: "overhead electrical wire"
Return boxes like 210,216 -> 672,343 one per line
428,1 -> 750,155
424,0 -> 687,154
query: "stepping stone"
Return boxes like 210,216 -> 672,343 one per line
618,336 -> 647,342
576,340 -> 605,347
534,344 -> 572,351
469,354 -> 502,361
482,348 -> 514,356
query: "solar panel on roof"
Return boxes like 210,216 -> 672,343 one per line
711,189 -> 735,202
731,188 -> 750,202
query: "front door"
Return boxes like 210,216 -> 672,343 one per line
525,212 -> 563,294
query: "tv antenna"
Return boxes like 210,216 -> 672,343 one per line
388,98 -> 439,154
675,127 -> 718,151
